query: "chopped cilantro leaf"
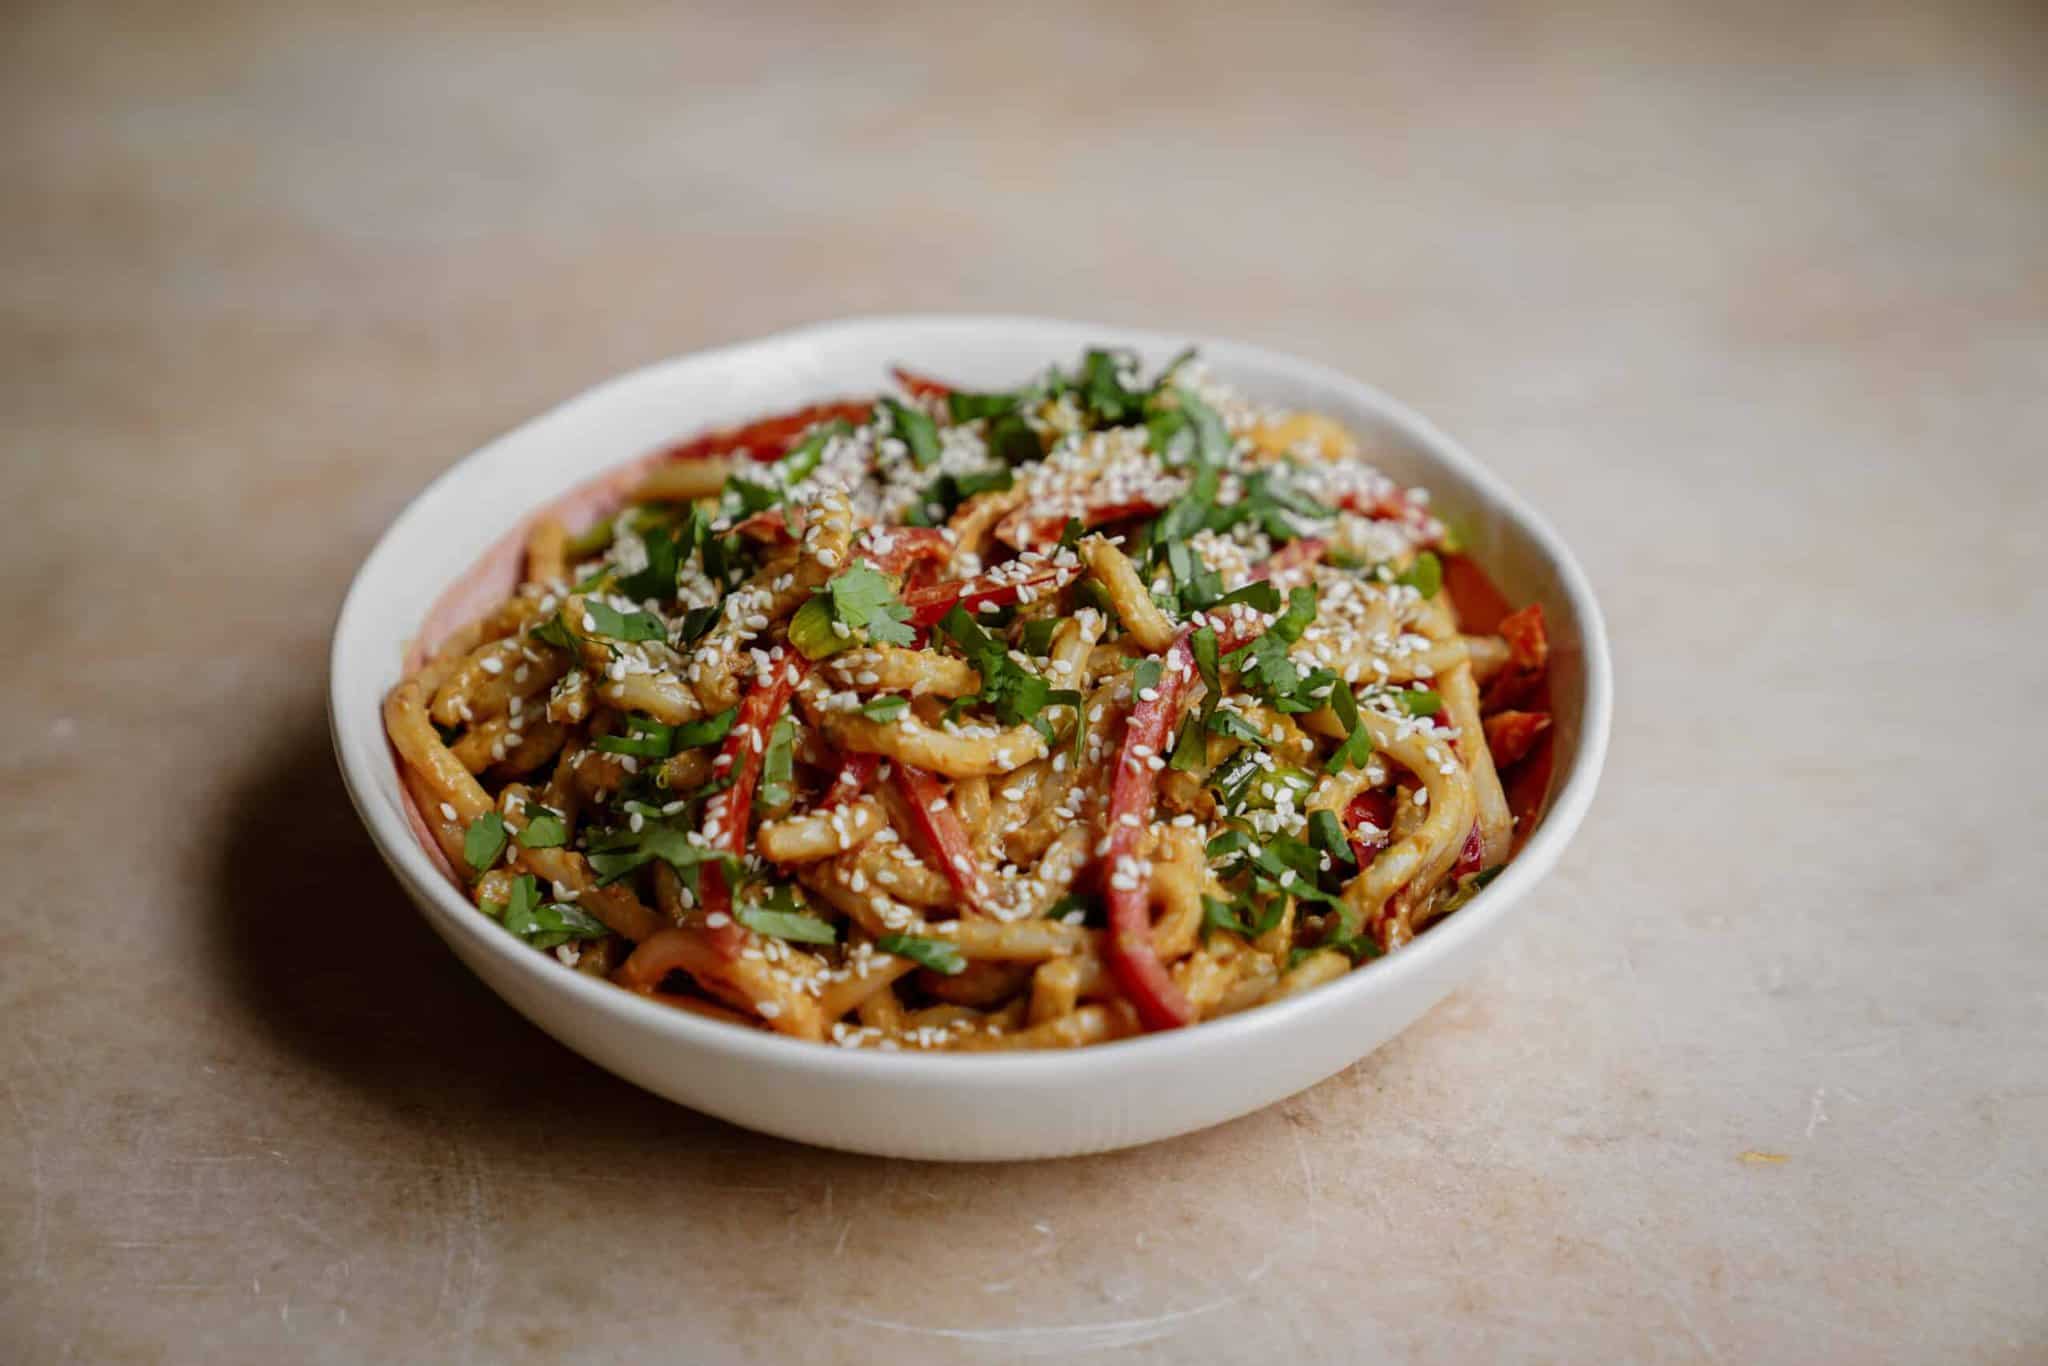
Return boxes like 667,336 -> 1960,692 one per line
516,806 -> 569,849
861,695 -> 909,724
463,811 -> 508,875
1206,708 -> 1270,746
582,600 -> 667,643
672,706 -> 737,749
878,397 -> 941,469
947,390 -> 1021,422
1308,809 -> 1357,871
737,905 -> 838,945
986,412 -> 1043,466
877,933 -> 966,975
1396,551 -> 1443,599
594,714 -> 676,759
1399,688 -> 1443,718
616,524 -> 682,603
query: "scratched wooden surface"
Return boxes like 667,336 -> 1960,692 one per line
3,1 -> 2045,1361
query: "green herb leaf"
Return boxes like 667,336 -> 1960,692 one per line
754,716 -> 796,812
496,876 -> 610,950
1078,348 -> 1145,425
594,714 -> 676,759
947,390 -> 1021,422
860,695 -> 909,724
617,525 -> 683,603
879,397 -> 942,469
516,806 -> 569,849
1396,551 -> 1443,599
672,706 -> 737,749
1205,707 -> 1270,747
1018,617 -> 1061,656
986,412 -> 1043,466
463,811 -> 508,875
1308,809 -> 1357,871
582,600 -> 667,643
1399,688 -> 1442,718
877,933 -> 967,976
737,905 -> 838,945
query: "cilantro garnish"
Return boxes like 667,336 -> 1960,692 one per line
1077,348 -> 1145,425
877,933 -> 967,975
594,714 -> 676,759
1205,708 -> 1270,747
860,695 -> 909,724
790,565 -> 916,658
936,606 -> 1066,731
986,412 -> 1043,466
616,524 -> 683,603
672,706 -> 737,749
463,811 -> 508,875
583,823 -> 730,885
485,875 -> 610,951
1396,551 -> 1443,599
754,716 -> 797,812
1324,682 -> 1375,774
1201,893 -> 1284,941
736,904 -> 837,945
1398,688 -> 1442,718
582,600 -> 667,643
529,613 -> 579,652
516,805 -> 569,849
878,397 -> 941,469
947,389 -> 1023,422
1307,809 -> 1357,871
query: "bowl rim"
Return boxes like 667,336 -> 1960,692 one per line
329,312 -> 1612,1082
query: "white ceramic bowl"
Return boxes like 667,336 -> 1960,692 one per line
329,316 -> 1611,1161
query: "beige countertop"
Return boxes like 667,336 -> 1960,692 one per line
4,2 -> 2044,1361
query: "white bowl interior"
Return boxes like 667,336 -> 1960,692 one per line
330,316 -> 1611,1160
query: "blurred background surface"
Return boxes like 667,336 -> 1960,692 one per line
3,2 -> 2043,1362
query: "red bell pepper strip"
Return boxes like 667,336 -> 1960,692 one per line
659,399 -> 874,465
1343,790 -> 1395,868
855,526 -> 951,577
994,498 -> 1168,551
819,752 -> 881,810
1482,710 -> 1551,768
890,763 -> 993,917
891,367 -> 952,401
1454,822 -> 1485,877
693,653 -> 811,955
1483,603 -> 1549,711
1102,628 -> 1202,1029
1101,547 -> 1309,1029
1331,486 -> 1442,543
901,564 -> 1079,628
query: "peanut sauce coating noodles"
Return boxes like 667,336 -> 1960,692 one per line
385,349 -> 1554,1049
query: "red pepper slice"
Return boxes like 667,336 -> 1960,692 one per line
1343,790 -> 1395,868
856,526 -> 951,577
694,653 -> 811,955
1482,710 -> 1551,768
994,497 -> 1168,551
819,753 -> 881,810
1484,603 -> 1549,711
1332,486 -> 1441,542
1454,822 -> 1485,876
659,399 -> 874,465
1102,629 -> 1200,1028
891,367 -> 952,401
901,564 -> 1079,628
891,763 -> 993,917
